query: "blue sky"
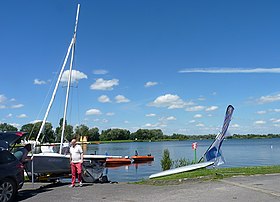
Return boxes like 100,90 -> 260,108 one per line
1,0 -> 280,135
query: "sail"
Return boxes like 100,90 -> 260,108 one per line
203,105 -> 234,166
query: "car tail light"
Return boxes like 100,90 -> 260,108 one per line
16,163 -> 24,169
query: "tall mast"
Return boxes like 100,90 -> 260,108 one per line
59,4 -> 80,154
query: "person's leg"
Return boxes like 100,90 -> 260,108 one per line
71,162 -> 77,186
76,162 -> 82,183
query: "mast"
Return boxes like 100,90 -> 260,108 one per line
35,39 -> 74,145
59,4 -> 80,154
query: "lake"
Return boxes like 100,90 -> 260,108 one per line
83,138 -> 280,182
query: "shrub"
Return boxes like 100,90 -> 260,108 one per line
160,149 -> 173,171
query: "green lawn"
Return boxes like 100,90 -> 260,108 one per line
136,165 -> 280,185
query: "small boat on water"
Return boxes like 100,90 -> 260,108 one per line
105,157 -> 132,167
131,155 -> 154,163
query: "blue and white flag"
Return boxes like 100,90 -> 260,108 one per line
203,105 -> 234,166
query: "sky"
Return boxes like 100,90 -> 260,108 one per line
1,0 -> 280,135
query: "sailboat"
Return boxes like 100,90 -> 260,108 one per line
149,105 -> 234,179
24,4 -> 120,182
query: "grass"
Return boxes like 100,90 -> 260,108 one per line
136,165 -> 280,185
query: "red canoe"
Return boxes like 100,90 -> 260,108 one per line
131,155 -> 154,163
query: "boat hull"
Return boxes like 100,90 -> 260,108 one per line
131,155 -> 154,163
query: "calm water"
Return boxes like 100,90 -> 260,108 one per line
82,138 -> 280,182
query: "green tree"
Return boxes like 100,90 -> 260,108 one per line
55,118 -> 73,142
74,124 -> 89,141
161,149 -> 173,171
0,123 -> 18,132
88,127 -> 100,141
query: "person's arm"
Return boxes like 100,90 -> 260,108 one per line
81,153 -> 83,163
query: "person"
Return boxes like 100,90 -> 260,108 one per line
14,144 -> 32,163
69,138 -> 83,187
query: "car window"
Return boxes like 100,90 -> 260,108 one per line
0,150 -> 17,164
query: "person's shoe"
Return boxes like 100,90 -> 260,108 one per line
69,184 -> 75,188
79,182 -> 83,187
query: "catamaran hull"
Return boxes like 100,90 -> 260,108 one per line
25,153 -> 70,175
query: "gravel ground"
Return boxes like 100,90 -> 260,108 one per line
16,174 -> 280,202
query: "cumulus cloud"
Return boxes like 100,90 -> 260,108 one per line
115,95 -> 130,103
254,120 -> 266,125
256,110 -> 266,114
17,114 -> 27,118
11,104 -> 24,109
179,67 -> 280,74
85,108 -> 102,115
93,69 -> 108,75
194,114 -> 202,118
205,106 -> 218,111
144,81 -> 158,87
0,95 -> 7,103
196,123 -> 205,127
146,113 -> 156,117
231,124 -> 240,128
98,95 -> 111,103
185,106 -> 205,112
150,94 -> 193,109
34,79 -> 47,85
166,116 -> 176,121
90,78 -> 119,90
256,93 -> 280,104
61,70 -> 88,83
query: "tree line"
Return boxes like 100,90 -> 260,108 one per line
1,121 -> 280,143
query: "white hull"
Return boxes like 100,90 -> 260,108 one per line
25,153 -> 122,175
149,161 -> 214,179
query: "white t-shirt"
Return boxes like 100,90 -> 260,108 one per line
70,144 -> 83,163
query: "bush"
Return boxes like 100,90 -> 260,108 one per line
160,149 -> 173,171
173,157 -> 191,168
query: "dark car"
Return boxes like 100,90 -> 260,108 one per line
0,132 -> 28,202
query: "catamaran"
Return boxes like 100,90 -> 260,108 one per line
24,4 -> 120,182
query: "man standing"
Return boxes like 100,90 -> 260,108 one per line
14,144 -> 32,163
69,138 -> 83,187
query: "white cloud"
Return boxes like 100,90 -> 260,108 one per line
166,116 -> 176,121
257,93 -> 280,104
90,78 -> 119,90
273,109 -> 280,112
6,113 -> 12,118
85,108 -> 102,115
196,123 -> 205,127
194,114 -> 202,118
0,105 -> 6,109
189,120 -> 196,123
61,70 -> 88,83
256,110 -> 266,114
144,81 -> 158,87
10,123 -> 20,128
146,113 -> 156,117
17,114 -> 27,118
11,104 -> 24,109
205,106 -> 218,111
30,120 -> 42,124
254,120 -> 266,125
271,119 -> 280,123
185,106 -> 205,112
150,94 -> 193,109
98,95 -> 111,103
106,112 -> 115,116
179,68 -> 280,74
231,124 -> 240,128
34,79 -> 47,85
93,69 -> 108,75
115,95 -> 130,103
0,95 -> 7,103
